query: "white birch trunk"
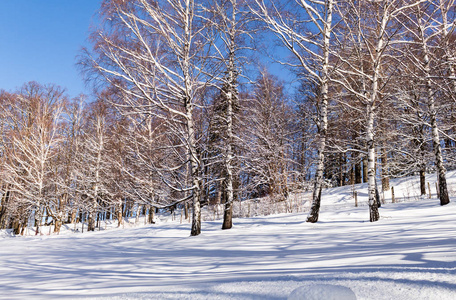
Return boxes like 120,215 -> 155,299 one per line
89,117 -> 104,232
418,9 -> 450,206
428,93 -> 450,205
188,113 -> 201,236
365,1 -> 393,222
222,0 -> 237,230
180,0 -> 202,236
367,103 -> 379,221
439,0 -> 456,94
91,0 -> 214,236
307,0 -> 334,223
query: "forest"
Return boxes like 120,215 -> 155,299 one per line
0,0 -> 455,236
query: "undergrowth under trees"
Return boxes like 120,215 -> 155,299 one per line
1,0 -> 456,235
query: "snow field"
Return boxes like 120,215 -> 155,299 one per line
0,171 -> 455,299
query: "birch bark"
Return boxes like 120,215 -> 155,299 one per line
416,5 -> 450,205
250,0 -> 336,222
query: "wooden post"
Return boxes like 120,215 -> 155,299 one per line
391,186 -> 395,203
354,191 -> 358,207
428,182 -> 431,199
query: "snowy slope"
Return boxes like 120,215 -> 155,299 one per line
0,172 -> 455,299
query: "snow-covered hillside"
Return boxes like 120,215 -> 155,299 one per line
1,172 -> 455,299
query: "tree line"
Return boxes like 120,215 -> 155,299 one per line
1,0 -> 455,236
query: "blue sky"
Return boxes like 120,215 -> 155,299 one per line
0,1 -> 296,99
0,0 -> 101,98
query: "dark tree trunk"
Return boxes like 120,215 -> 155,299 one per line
349,165 -> 354,185
355,161 -> 362,184
87,213 -> 96,231
363,157 -> 368,183
222,201 -> 233,229
307,186 -> 322,223
0,189 -> 10,229
339,153 -> 345,187
148,206 -> 155,224
420,168 -> 426,196
438,172 -> 450,205
54,220 -> 62,234
381,150 -> 389,191
117,205 -> 123,227
184,202 -> 189,220
375,180 -> 381,208
13,219 -> 21,235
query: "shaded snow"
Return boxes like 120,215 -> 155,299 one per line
0,171 -> 456,299
288,284 -> 356,300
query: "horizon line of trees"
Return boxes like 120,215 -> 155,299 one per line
1,0 -> 456,236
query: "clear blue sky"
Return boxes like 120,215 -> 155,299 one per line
0,1 -> 296,99
0,0 -> 101,98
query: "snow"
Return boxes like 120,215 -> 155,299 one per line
288,284 -> 356,300
1,171 -> 456,299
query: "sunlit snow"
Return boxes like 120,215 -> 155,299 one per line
0,171 -> 455,299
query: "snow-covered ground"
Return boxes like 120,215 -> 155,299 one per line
1,171 -> 456,299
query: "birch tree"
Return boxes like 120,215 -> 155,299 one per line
58,97 -> 86,229
333,0 -> 425,221
399,1 -> 451,205
242,69 -> 293,201
436,0 -> 456,96
204,0 -> 252,229
3,82 -> 65,234
250,0 -> 336,223
86,0 -> 214,235
77,99 -> 114,231
121,105 -> 173,222
388,80 -> 430,196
